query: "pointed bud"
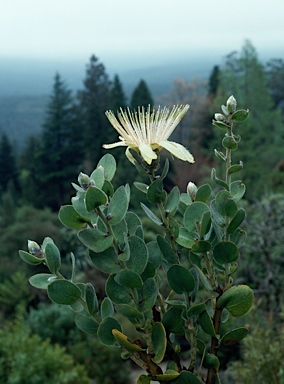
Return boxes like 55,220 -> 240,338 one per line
187,182 -> 198,201
226,95 -> 237,113
214,113 -> 226,122
28,240 -> 42,257
78,172 -> 91,189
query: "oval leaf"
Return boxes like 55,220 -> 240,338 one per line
59,205 -> 89,228
89,248 -> 121,274
115,269 -> 143,289
126,235 -> 148,274
90,168 -> 105,189
47,279 -> 82,305
230,180 -> 246,201
231,109 -> 249,123
167,264 -> 195,294
140,203 -> 163,226
152,322 -> 167,364
157,235 -> 178,264
29,273 -> 55,289
176,371 -> 202,384
19,250 -> 43,266
75,314 -> 99,335
85,282 -> 99,315
97,317 -> 122,346
184,202 -> 209,232
101,297 -> 114,319
195,184 -> 212,203
227,208 -> 246,234
115,304 -> 143,319
217,285 -> 254,317
213,241 -> 239,264
78,228 -> 113,253
85,186 -> 108,210
97,154 -> 116,181
45,242 -> 61,274
107,185 -> 129,225
199,310 -> 216,337
106,274 -> 134,305
220,327 -> 249,346
138,278 -> 158,313
165,186 -> 180,216
147,179 -> 167,203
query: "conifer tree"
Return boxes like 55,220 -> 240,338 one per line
0,133 -> 19,194
130,79 -> 154,109
78,55 -> 114,171
19,135 -> 42,206
36,73 -> 83,209
208,65 -> 220,97
110,74 -> 128,111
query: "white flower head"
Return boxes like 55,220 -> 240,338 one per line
103,105 -> 194,165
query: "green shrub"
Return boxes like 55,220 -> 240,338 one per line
226,315 -> 284,383
26,303 -> 132,384
0,309 -> 90,384
0,271 -> 34,318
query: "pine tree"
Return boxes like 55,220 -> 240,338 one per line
110,74 -> 128,111
130,79 -> 154,109
208,65 -> 220,97
19,135 -> 42,205
0,133 -> 19,194
77,55 -> 113,171
36,73 -> 83,209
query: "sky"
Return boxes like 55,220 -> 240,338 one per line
1,0 -> 284,71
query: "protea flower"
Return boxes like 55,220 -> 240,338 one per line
103,105 -> 194,165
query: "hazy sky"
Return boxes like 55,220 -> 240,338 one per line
1,0 -> 283,69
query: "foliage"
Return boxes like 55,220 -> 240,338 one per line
0,205 -> 62,278
0,133 -> 19,194
213,40 -> 284,199
0,272 -> 34,318
0,308 -> 91,384
20,96 -> 253,384
35,73 -> 83,209
237,193 -> 284,314
131,79 -> 154,109
26,303 -> 132,383
77,55 -> 114,170
226,312 -> 284,384
266,58 -> 284,113
110,74 -> 128,110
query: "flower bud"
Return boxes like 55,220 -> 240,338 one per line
78,172 -> 91,189
187,182 -> 198,201
226,95 -> 237,113
28,240 -> 42,257
214,113 -> 226,122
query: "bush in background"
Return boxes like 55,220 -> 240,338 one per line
0,307 -> 90,384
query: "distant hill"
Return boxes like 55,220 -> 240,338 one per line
0,95 -> 48,148
0,55 -> 215,149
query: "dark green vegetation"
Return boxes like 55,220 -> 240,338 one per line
0,41 -> 284,383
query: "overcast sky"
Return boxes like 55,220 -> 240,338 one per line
1,0 -> 283,69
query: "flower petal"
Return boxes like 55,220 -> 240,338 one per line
138,142 -> 158,164
159,140 -> 194,163
125,147 -> 136,164
103,141 -> 127,149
